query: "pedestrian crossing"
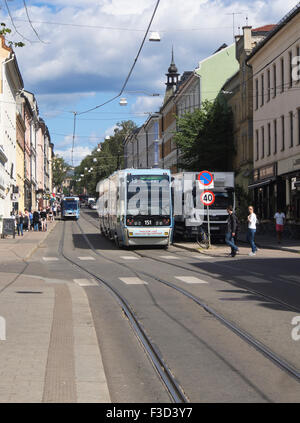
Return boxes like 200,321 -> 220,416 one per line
175,276 -> 208,284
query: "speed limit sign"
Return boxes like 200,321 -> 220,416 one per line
200,190 -> 215,206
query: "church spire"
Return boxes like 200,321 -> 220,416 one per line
164,47 -> 179,103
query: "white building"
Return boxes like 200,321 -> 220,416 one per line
0,39 -> 23,227
247,4 -> 300,221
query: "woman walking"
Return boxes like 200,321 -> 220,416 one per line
40,208 -> 47,231
17,211 -> 24,236
247,206 -> 257,256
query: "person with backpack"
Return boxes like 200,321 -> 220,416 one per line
33,209 -> 40,232
225,205 -> 239,257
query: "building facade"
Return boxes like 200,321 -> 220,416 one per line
248,4 -> 300,222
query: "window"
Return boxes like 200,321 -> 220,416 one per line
267,69 -> 271,102
267,123 -> 271,156
256,130 -> 259,161
274,119 -> 277,154
261,74 -> 264,106
281,115 -> 285,151
289,51 -> 293,87
273,64 -> 277,97
255,79 -> 259,109
290,111 -> 294,147
261,126 -> 265,158
296,46 -> 300,84
281,58 -> 284,92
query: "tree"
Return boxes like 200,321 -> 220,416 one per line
174,97 -> 234,171
52,156 -> 70,192
73,120 -> 137,196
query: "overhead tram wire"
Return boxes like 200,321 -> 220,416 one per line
4,0 -> 35,44
69,0 -> 161,168
77,0 -> 161,116
22,0 -> 48,44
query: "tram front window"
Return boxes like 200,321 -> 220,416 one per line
126,174 -> 171,225
64,202 -> 78,210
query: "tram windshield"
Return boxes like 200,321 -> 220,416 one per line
63,201 -> 78,210
126,174 -> 171,216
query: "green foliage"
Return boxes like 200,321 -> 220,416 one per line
52,156 -> 70,190
234,184 -> 252,222
0,22 -> 25,48
73,120 -> 137,196
174,98 -> 234,171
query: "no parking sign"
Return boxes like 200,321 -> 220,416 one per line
200,190 -> 215,206
197,171 -> 214,189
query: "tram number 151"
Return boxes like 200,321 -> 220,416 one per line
144,220 -> 152,225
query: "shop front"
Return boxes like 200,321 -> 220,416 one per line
248,163 -> 284,220
278,154 -> 300,222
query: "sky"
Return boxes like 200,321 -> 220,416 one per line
1,0 -> 299,166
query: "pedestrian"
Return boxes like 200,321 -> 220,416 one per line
40,208 -> 47,231
23,209 -> 29,232
33,209 -> 40,231
274,208 -> 285,244
29,210 -> 33,230
53,203 -> 57,219
247,205 -> 257,256
225,205 -> 239,257
17,211 -> 24,236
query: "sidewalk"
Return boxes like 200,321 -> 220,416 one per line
0,221 -> 57,262
173,232 -> 300,255
0,220 -> 111,402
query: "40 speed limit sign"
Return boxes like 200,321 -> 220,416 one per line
200,190 -> 215,206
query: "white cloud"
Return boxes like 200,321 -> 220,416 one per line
8,0 -> 298,100
104,124 -> 118,137
55,145 -> 92,165
131,95 -> 162,114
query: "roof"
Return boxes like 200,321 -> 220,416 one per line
247,4 -> 300,61
252,25 -> 276,33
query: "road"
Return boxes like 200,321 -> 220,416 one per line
1,209 -> 300,402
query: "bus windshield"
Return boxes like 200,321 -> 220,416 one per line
126,174 -> 171,216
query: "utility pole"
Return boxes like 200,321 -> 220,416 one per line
71,111 -> 77,168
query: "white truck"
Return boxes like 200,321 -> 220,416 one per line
172,172 -> 235,241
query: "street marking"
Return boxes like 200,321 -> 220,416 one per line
119,277 -> 148,285
175,276 -> 208,284
43,257 -> 59,262
193,255 -> 214,259
160,255 -> 179,260
73,279 -> 98,286
78,256 -> 96,261
239,275 -> 270,284
120,256 -> 139,260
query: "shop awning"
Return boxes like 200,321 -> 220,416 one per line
248,179 -> 274,189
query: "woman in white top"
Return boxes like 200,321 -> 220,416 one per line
274,209 -> 285,244
247,205 -> 257,256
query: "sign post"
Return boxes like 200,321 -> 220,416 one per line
200,190 -> 215,248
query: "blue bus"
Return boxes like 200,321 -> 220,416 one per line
98,169 -> 173,248
61,197 -> 80,220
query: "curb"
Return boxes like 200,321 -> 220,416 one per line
173,242 -> 214,255
23,221 -> 58,261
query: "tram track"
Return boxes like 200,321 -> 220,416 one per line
77,212 -> 300,383
80,211 -> 300,314
59,219 -> 188,403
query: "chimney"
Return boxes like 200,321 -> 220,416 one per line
243,26 -> 252,51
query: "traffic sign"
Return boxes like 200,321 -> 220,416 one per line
200,190 -> 215,206
197,171 -> 214,189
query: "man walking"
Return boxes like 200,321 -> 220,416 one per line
274,208 -> 285,244
33,209 -> 40,232
247,205 -> 257,256
225,205 -> 239,257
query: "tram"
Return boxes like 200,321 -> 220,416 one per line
61,197 -> 80,220
97,169 -> 173,247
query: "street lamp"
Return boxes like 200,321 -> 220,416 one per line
149,31 -> 161,42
